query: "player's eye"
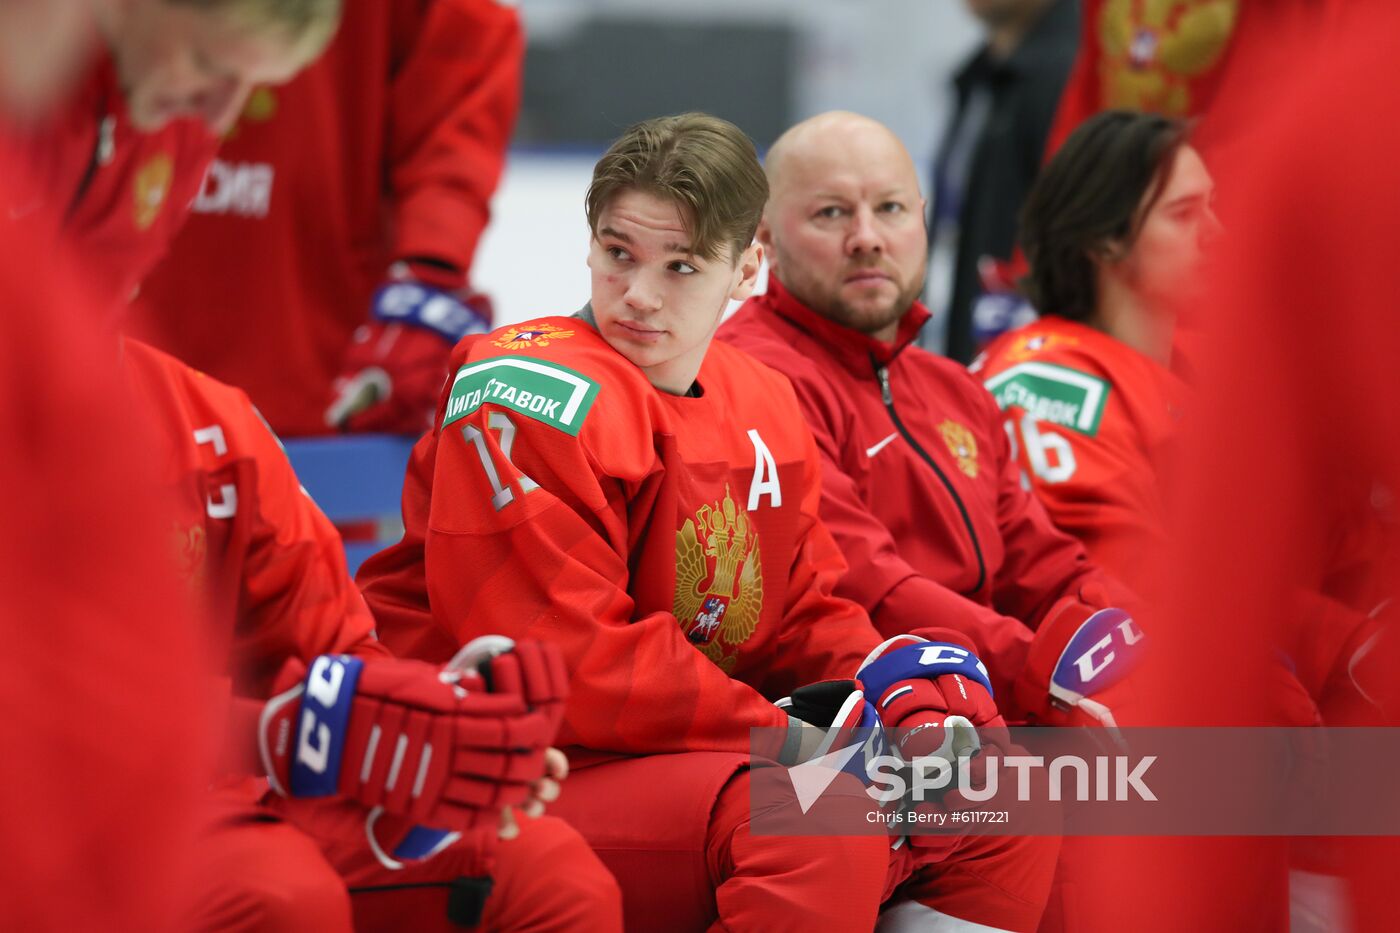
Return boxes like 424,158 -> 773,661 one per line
877,201 -> 906,215
606,246 -> 631,262
669,261 -> 698,275
814,205 -> 847,220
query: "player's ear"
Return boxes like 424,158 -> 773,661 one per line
728,241 -> 763,303
755,211 -> 774,251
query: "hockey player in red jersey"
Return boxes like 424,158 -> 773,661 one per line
131,0 -> 523,436
123,336 -> 621,931
719,111 -> 1135,731
976,111 -> 1206,593
1,0 -> 340,313
358,112 -> 1061,932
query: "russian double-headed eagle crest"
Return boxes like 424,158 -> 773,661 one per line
674,485 -> 763,673
1003,332 -> 1079,365
493,322 -> 576,351
1098,0 -> 1239,116
939,420 -> 979,479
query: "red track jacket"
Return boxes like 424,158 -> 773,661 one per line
720,277 -> 1117,708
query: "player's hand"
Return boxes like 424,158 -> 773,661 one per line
858,633 -> 1004,763
326,266 -> 492,434
775,680 -> 891,778
1016,589 -> 1145,731
498,747 -> 570,840
521,747 -> 568,820
259,641 -> 568,833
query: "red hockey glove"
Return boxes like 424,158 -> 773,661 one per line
258,639 -> 567,834
1016,586 -> 1144,730
858,632 -> 1004,760
858,632 -> 1007,848
326,262 -> 492,434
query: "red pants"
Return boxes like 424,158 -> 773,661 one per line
183,792 -> 622,931
549,753 -> 1059,932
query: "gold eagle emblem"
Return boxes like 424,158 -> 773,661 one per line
939,420 -> 979,479
674,485 -> 763,673
1099,0 -> 1239,116
493,322 -> 576,351
133,152 -> 174,231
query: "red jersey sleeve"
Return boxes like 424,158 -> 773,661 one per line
387,0 -> 524,272
215,395 -> 388,695
421,344 -> 789,756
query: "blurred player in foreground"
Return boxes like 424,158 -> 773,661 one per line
0,3 -> 208,927
1135,5 -> 1400,927
359,112 -> 1062,932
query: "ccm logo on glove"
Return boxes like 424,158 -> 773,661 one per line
293,656 -> 358,784
1051,608 -> 1145,702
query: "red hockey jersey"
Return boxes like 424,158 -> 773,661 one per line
1,51 -> 218,310
976,316 -> 1185,589
359,316 -> 889,763
130,0 -> 524,436
122,339 -> 386,697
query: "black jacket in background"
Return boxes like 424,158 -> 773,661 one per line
927,0 -> 1078,363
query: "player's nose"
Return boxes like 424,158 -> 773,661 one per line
846,205 -> 883,256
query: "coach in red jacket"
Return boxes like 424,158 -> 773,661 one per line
720,110 -> 1126,721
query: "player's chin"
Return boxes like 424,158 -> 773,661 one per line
604,334 -> 668,370
839,300 -> 903,335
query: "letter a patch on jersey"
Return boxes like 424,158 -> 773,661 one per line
442,356 -> 600,436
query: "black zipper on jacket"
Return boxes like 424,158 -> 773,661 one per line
874,355 -> 987,595
65,103 -> 114,224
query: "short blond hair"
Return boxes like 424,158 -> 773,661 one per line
586,112 -> 768,263
168,0 -> 342,61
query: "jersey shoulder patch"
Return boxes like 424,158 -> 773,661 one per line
983,360 -> 1111,437
443,354 -> 601,437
